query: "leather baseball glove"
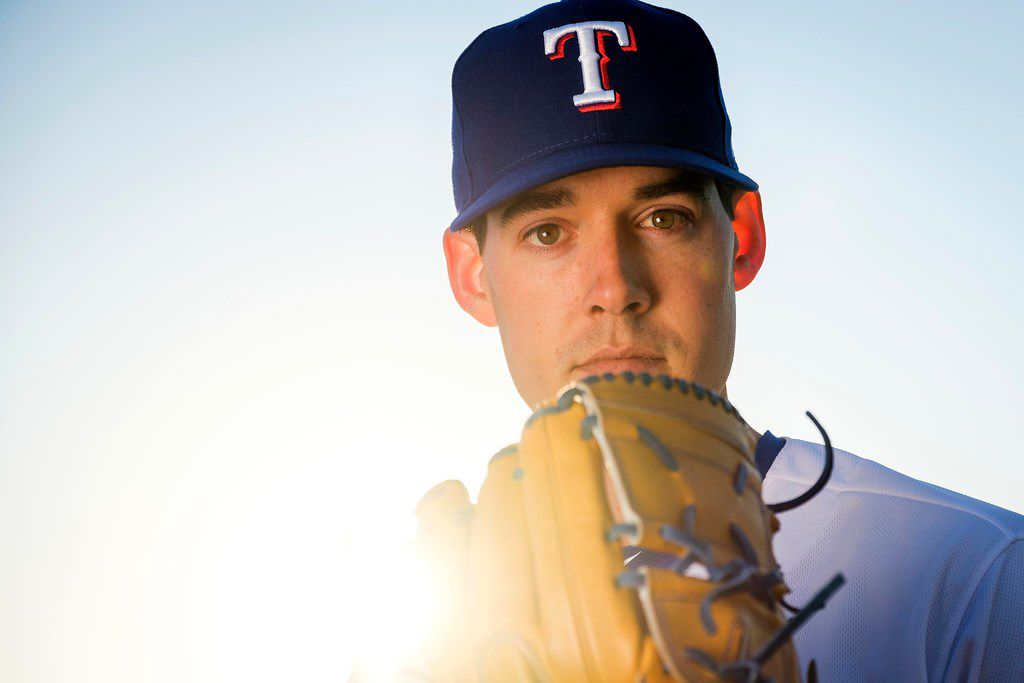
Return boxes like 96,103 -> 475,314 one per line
414,372 -> 842,682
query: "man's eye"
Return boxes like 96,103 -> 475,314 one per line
642,208 -> 694,232
524,224 -> 564,247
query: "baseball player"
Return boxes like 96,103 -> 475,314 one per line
430,0 -> 1023,680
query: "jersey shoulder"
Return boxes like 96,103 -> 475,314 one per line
766,436 -> 1024,538
763,438 -> 1023,681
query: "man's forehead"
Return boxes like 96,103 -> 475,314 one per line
491,165 -> 712,230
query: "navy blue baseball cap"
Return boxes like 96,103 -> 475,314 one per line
448,0 -> 757,232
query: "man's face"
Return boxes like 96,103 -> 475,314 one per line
447,165 -> 749,408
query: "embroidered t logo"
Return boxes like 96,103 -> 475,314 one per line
543,21 -> 637,112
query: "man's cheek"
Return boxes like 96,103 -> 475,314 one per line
686,249 -> 731,287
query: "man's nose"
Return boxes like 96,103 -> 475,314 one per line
580,227 -> 652,317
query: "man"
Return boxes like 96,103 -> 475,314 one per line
440,0 -> 1023,679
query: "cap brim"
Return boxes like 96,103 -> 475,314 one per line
448,142 -> 758,232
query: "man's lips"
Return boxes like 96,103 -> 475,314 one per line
571,357 -> 667,379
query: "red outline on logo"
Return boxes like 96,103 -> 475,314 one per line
548,32 -> 573,60
622,23 -> 637,52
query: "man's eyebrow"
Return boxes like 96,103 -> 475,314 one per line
496,172 -> 709,231
631,171 -> 710,208
498,186 -> 576,231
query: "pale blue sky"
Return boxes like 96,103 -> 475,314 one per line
1,1 -> 1022,680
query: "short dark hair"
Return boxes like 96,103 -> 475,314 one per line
462,175 -> 738,254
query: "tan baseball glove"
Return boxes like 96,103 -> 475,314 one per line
414,372 -> 842,682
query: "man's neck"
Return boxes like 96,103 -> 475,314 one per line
721,384 -> 762,445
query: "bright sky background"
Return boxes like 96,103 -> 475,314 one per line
2,1 -> 1021,681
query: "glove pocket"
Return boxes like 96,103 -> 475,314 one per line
599,408 -> 776,573
630,570 -> 798,683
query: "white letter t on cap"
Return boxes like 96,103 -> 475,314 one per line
544,21 -> 636,112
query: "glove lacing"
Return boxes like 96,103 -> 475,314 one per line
568,372 -> 844,683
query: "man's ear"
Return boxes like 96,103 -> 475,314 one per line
442,227 -> 497,327
731,190 -> 766,291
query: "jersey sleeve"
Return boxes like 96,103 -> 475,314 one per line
941,538 -> 1024,682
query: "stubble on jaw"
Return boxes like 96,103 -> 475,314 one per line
505,323 -> 693,407
554,322 -> 689,379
